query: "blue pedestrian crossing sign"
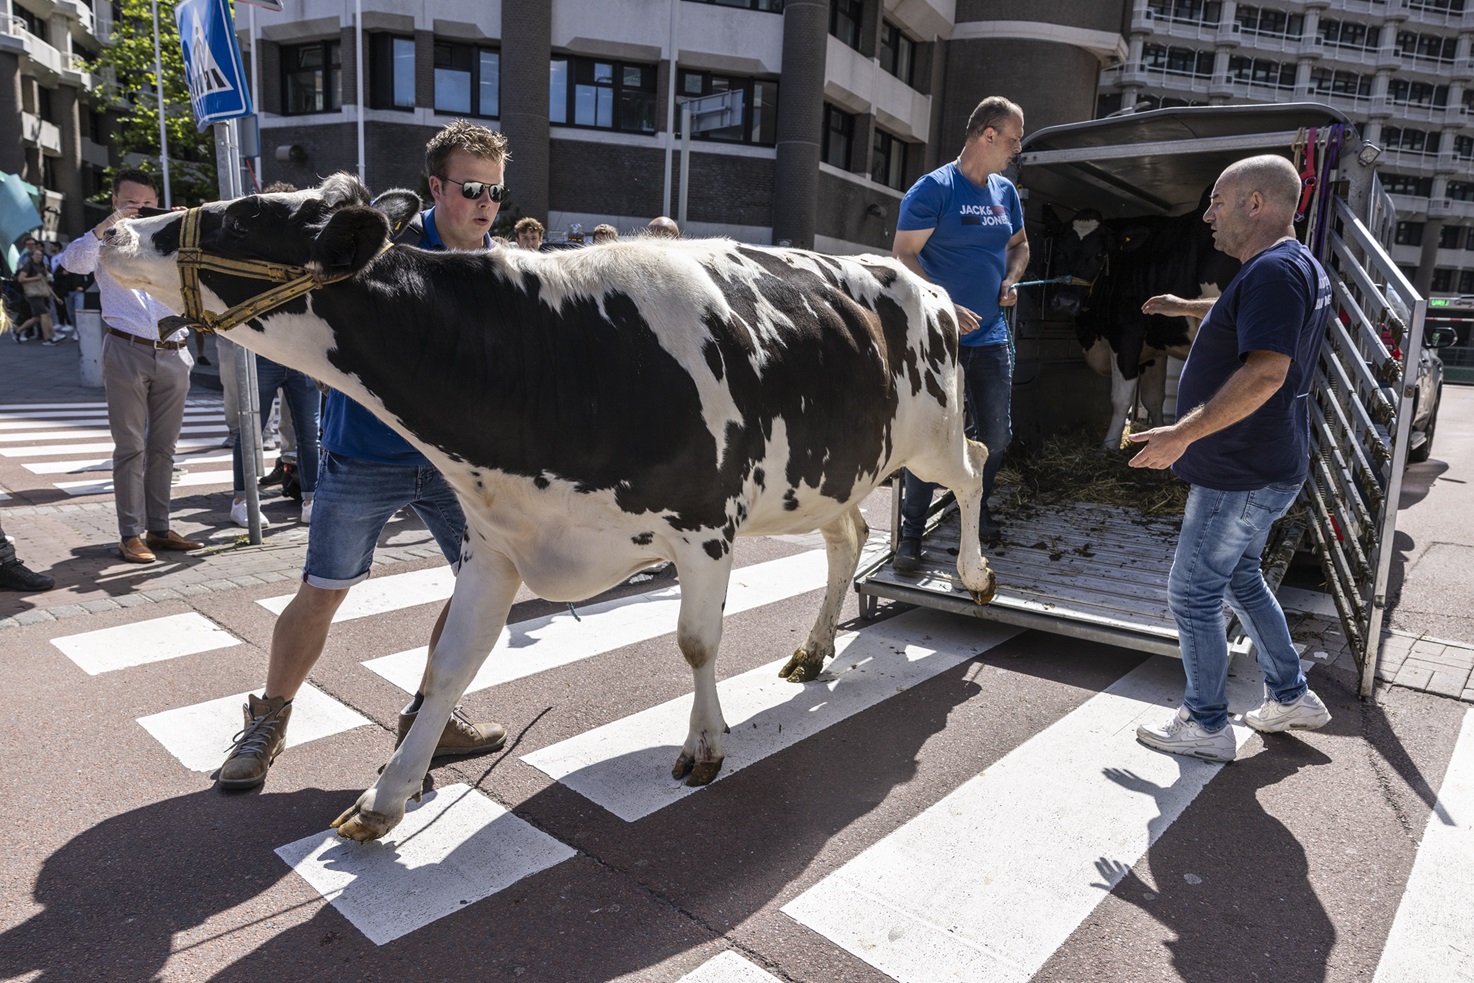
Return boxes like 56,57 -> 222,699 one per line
175,0 -> 253,130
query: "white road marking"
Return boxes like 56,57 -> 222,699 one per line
136,682 -> 373,772
0,409 -> 220,431
362,550 -> 832,696
677,951 -> 785,983
522,608 -> 1023,822
779,653 -> 1270,983
1372,707 -> 1474,983
258,565 -> 456,620
0,438 -> 223,458
0,423 -> 226,443
55,467 -> 245,495
51,612 -> 241,675
23,449 -> 265,475
275,782 -> 576,946
0,398 -> 221,413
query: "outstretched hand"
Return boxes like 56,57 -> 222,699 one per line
1127,425 -> 1190,469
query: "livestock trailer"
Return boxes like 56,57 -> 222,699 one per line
854,103 -> 1427,699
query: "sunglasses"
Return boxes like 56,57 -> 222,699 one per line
442,178 -> 509,202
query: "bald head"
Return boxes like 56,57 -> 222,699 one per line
1218,155 -> 1302,215
646,216 -> 680,238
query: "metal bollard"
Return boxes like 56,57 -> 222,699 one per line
75,310 -> 105,388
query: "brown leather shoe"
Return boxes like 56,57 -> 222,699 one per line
146,529 -> 204,551
398,705 -> 508,759
119,537 -> 157,563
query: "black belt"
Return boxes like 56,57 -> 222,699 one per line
107,326 -> 186,351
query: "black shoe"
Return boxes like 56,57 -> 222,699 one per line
0,559 -> 55,592
280,462 -> 303,503
258,461 -> 285,488
197,354 -> 211,366
979,504 -> 1002,545
893,537 -> 922,574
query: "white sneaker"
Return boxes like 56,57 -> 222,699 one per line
300,499 -> 312,525
1136,706 -> 1236,762
230,500 -> 270,528
1244,688 -> 1331,733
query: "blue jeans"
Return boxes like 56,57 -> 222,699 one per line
900,341 -> 1013,541
1170,482 -> 1306,731
232,356 -> 320,498
303,451 -> 467,589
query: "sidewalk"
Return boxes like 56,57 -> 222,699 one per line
0,331 -> 449,628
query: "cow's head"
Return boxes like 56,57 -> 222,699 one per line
1040,204 -> 1112,317
100,172 -> 393,327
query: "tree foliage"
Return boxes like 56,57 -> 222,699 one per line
83,0 -> 219,205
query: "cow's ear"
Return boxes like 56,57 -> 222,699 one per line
311,206 -> 390,274
370,189 -> 422,237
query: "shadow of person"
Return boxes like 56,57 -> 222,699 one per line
203,657 -> 996,981
1094,738 -> 1335,983
0,788 -> 352,983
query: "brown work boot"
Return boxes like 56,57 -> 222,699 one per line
218,694 -> 293,789
397,705 -> 507,760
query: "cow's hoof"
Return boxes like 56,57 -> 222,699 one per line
672,752 -> 695,780
686,758 -> 723,786
330,802 -> 401,842
969,570 -> 998,606
778,649 -> 822,683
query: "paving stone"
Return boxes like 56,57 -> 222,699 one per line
46,604 -> 90,619
1462,687 -> 1474,704
142,588 -> 183,602
12,609 -> 55,626
80,598 -> 122,613
113,593 -> 153,608
1426,671 -> 1469,698
230,575 -> 265,587
173,583 -> 210,597
1404,657 -> 1450,676
0,618 -> 18,630
1394,666 -> 1433,691
1380,633 -> 1419,659
201,579 -> 238,592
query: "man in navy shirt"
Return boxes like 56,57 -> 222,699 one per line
1129,154 -> 1334,763
891,96 -> 1030,572
219,121 -> 511,789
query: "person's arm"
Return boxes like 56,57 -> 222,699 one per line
58,232 -> 100,275
1126,350 -> 1291,469
998,228 -> 1030,308
894,227 -> 980,334
1142,293 -> 1215,319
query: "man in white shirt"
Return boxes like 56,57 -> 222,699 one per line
59,168 -> 203,563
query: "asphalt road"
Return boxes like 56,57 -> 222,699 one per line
1,388 -> 1472,982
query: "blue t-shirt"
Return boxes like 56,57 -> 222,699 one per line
896,163 -> 1024,347
320,207 -> 490,465
1172,239 -> 1331,491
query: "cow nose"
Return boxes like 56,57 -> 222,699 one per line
103,227 -> 117,241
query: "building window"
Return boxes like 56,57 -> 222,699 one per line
435,43 -> 499,117
1455,135 -> 1474,159
1460,270 -> 1474,293
879,21 -> 915,86
1148,0 -> 1223,25
1383,173 -> 1435,197
1142,44 -> 1215,77
1383,127 -> 1440,153
281,40 -> 341,115
1320,19 -> 1380,50
872,128 -> 908,190
1388,79 -> 1449,108
1432,268 -> 1455,292
15,5 -> 47,41
368,34 -> 415,111
1397,31 -> 1458,62
830,0 -> 862,51
1309,68 -> 1372,99
682,0 -> 784,10
1410,0 -> 1466,12
1227,56 -> 1295,88
549,57 -> 656,133
1395,221 -> 1424,246
1440,225 -> 1464,248
676,70 -> 778,145
822,103 -> 855,170
1449,181 -> 1474,202
1235,5 -> 1303,38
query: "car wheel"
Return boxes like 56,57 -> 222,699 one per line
1408,385 -> 1441,464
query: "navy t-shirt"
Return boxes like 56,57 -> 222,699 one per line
1172,239 -> 1331,490
897,163 -> 1024,348
320,208 -> 492,465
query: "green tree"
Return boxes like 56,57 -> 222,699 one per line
83,0 -> 219,205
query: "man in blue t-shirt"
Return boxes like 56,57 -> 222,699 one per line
891,96 -> 1030,573
219,121 -> 512,790
1128,154 -> 1334,764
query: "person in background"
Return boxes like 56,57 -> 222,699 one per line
592,223 -> 619,244
58,168 -> 203,564
16,241 -> 58,346
0,303 -> 55,592
514,217 -> 545,251
645,216 -> 680,238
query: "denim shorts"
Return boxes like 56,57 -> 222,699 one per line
302,451 -> 467,589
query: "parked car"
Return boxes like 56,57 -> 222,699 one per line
1408,324 -> 1458,463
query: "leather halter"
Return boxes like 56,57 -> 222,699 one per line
155,206 -> 390,340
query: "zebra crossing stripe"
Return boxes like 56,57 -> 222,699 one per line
0,423 -> 227,443
137,682 -> 373,772
275,782 -> 576,946
0,438 -> 224,458
361,550 -> 832,696
55,469 -> 244,495
0,398 -> 220,412
677,951 -> 784,983
23,448 -> 258,475
0,409 -> 221,431
258,566 -> 457,620
778,653 -> 1268,983
1372,707 -> 1474,983
51,612 -> 241,675
522,608 -> 1023,822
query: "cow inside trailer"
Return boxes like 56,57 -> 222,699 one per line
856,103 -> 1420,697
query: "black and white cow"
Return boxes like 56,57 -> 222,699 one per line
100,174 -> 997,841
1040,194 -> 1239,448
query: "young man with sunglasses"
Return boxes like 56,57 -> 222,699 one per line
218,121 -> 512,790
